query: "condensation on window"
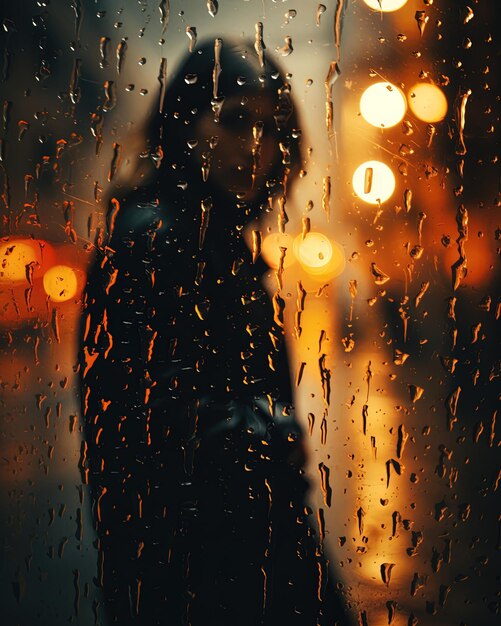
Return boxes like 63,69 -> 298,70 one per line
0,2 -> 499,625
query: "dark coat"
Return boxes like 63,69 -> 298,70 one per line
79,40 -> 350,626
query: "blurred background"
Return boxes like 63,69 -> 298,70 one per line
1,1 -> 499,624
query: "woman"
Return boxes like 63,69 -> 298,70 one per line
80,39 -> 348,626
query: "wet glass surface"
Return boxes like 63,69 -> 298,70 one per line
1,2 -> 499,625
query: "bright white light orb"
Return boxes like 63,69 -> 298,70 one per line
363,0 -> 408,12
43,265 -> 78,302
360,82 -> 406,128
408,83 -> 448,123
352,161 -> 395,204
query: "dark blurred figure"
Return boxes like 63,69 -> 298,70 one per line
80,40 -> 350,626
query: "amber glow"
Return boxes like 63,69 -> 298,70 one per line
295,232 -> 332,269
261,232 -> 296,269
293,233 -> 345,279
352,160 -> 395,204
408,83 -> 448,123
43,265 -> 78,302
442,232 -> 496,287
0,240 -> 42,283
360,82 -> 406,128
0,3 -> 496,625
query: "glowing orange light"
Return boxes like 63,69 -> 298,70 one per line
360,82 -> 406,128
293,233 -> 345,279
295,232 -> 332,269
408,83 -> 448,123
352,161 -> 395,204
0,240 -> 43,283
43,265 -> 78,302
261,232 -> 296,269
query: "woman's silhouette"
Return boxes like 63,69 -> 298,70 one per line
80,40 -> 349,626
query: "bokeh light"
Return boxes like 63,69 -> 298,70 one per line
363,0 -> 408,12
360,82 -> 406,128
294,233 -> 345,279
261,232 -> 296,269
43,265 -> 78,302
0,240 -> 42,283
295,232 -> 332,269
352,160 -> 396,204
408,83 -> 448,122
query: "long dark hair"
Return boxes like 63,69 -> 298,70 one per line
110,38 -> 302,227
87,38 -> 303,401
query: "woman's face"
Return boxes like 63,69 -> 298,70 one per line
192,90 -> 279,199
